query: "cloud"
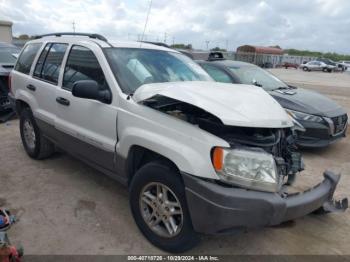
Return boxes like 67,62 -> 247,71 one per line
0,0 -> 350,53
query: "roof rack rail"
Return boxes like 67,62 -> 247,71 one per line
34,32 -> 108,42
139,41 -> 171,48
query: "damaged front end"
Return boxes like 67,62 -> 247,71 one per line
141,94 -> 303,186
139,91 -> 347,219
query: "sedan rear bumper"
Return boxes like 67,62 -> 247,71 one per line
183,171 -> 347,234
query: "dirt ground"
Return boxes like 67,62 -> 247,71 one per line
0,69 -> 350,255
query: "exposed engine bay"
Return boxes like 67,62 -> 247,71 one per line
141,95 -> 304,180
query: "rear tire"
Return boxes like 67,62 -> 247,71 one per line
129,161 -> 200,253
20,108 -> 55,159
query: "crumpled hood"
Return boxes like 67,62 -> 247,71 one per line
133,81 -> 293,128
270,87 -> 346,117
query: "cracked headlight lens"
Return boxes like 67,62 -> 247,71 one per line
212,147 -> 280,192
286,109 -> 324,123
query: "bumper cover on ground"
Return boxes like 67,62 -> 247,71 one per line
183,171 -> 347,234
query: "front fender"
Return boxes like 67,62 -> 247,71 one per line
116,105 -> 229,180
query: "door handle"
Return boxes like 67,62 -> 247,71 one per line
56,97 -> 70,106
26,84 -> 36,91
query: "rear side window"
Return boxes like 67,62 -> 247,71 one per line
34,43 -> 68,84
201,64 -> 232,83
63,45 -> 108,91
14,43 -> 42,74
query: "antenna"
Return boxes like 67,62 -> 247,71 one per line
140,0 -> 153,45
163,32 -> 167,44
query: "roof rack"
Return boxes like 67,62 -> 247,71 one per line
34,32 -> 108,42
139,41 -> 171,48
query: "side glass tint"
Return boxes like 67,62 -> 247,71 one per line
63,45 -> 108,91
14,43 -> 42,74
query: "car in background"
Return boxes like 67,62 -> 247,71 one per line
197,58 -> 348,148
338,61 -> 350,70
281,62 -> 299,69
300,60 -> 335,72
0,42 -> 20,121
316,58 -> 347,72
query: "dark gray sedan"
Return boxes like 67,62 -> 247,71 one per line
197,59 -> 348,147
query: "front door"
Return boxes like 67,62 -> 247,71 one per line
54,45 -> 117,173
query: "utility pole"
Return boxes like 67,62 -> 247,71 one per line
226,40 -> 228,51
164,32 -> 167,44
205,40 -> 210,50
72,21 -> 76,33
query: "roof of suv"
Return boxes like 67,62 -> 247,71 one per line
28,35 -> 176,53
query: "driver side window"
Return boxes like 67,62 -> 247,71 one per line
63,45 -> 108,91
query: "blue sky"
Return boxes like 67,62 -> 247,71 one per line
0,0 -> 350,53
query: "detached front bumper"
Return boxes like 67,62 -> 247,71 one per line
183,171 -> 347,234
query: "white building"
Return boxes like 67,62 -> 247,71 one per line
0,20 -> 13,43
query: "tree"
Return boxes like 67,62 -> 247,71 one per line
284,49 -> 350,61
210,47 -> 227,52
18,34 -> 30,39
170,44 -> 193,50
269,45 -> 282,49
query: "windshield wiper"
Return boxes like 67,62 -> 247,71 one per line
127,93 -> 134,100
252,81 -> 262,87
273,86 -> 291,91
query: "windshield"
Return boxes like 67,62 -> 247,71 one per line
228,65 -> 288,91
105,48 -> 211,94
0,45 -> 20,64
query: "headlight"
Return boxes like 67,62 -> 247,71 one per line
286,109 -> 324,123
212,147 -> 281,192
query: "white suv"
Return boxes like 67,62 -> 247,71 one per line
9,33 -> 347,252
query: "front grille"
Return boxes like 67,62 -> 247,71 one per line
331,114 -> 348,135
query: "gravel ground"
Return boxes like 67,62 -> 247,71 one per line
0,69 -> 350,255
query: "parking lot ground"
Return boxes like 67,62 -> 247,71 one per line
1,69 -> 350,255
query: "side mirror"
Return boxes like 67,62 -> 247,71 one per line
72,80 -> 111,104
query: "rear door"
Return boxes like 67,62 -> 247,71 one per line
30,43 -> 68,128
54,44 -> 117,172
12,43 -> 42,114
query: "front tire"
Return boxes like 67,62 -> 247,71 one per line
20,108 -> 55,159
302,67 -> 308,71
129,162 -> 199,253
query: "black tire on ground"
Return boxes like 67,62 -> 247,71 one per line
302,67 -> 308,71
19,107 -> 55,159
129,161 -> 200,253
